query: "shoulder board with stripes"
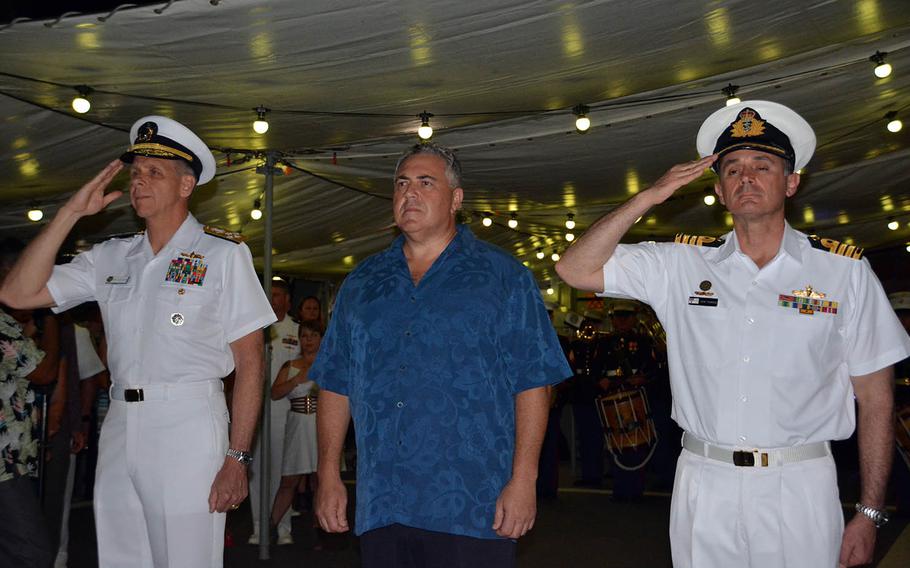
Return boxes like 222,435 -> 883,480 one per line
204,225 -> 245,243
673,233 -> 725,248
807,235 -> 863,259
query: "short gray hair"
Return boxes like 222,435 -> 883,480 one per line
394,143 -> 462,188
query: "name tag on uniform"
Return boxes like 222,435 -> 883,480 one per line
688,296 -> 718,307
105,275 -> 130,285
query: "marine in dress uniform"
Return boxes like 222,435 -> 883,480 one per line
0,116 -> 276,568
556,101 -> 910,567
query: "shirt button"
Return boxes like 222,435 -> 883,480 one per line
743,356 -> 750,363
396,401 -> 404,409
405,330 -> 412,337
399,364 -> 406,371
739,435 -> 747,442
410,296 -> 416,303
740,396 -> 748,402
746,317 -> 755,324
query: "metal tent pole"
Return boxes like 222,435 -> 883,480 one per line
257,152 -> 276,560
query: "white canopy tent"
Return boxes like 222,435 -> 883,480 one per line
1,0 -> 908,286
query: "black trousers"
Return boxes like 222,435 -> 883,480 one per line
0,476 -> 53,568
360,524 -> 516,568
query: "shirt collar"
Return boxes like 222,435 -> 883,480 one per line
388,223 -> 474,258
712,221 -> 804,264
127,213 -> 201,258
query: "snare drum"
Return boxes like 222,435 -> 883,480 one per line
595,388 -> 656,452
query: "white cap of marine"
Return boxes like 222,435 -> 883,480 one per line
120,115 -> 217,185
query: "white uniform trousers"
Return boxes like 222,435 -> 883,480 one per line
95,382 -> 229,568
248,399 -> 291,538
670,446 -> 843,568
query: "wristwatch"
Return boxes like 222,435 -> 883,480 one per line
855,503 -> 889,528
225,448 -> 252,466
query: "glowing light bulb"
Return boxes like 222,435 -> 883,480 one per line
27,208 -> 43,222
252,105 -> 270,134
546,287 -> 555,295
72,96 -> 91,114
536,249 -> 545,260
417,111 -> 434,140
565,232 -> 575,242
565,214 -> 576,230
887,118 -> 902,133
251,199 -> 262,220
508,213 -> 518,229
704,194 -> 716,206
482,215 -> 493,227
573,104 -> 590,133
551,252 -> 560,261
888,219 -> 899,231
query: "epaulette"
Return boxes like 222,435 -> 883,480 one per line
807,235 -> 863,259
204,225 -> 245,243
673,233 -> 725,248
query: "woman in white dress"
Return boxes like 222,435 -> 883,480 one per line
269,320 -> 322,532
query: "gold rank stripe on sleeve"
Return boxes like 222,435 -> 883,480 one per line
203,225 -> 245,243
807,235 -> 863,259
673,233 -> 725,247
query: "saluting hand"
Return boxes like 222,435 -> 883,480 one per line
646,154 -> 717,205
61,159 -> 124,219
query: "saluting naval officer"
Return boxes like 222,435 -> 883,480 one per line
556,101 -> 910,568
0,116 -> 276,567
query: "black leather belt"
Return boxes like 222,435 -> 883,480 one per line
124,389 -> 145,402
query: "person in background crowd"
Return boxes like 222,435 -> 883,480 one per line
269,320 -> 322,545
312,143 -> 571,568
0,115 -> 275,567
0,239 -> 54,568
248,278 -> 298,546
556,100 -> 910,567
596,299 -> 660,502
297,295 -> 323,328
889,291 -> 910,517
567,310 -> 609,487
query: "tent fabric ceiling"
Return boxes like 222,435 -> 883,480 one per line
1,0 -> 909,281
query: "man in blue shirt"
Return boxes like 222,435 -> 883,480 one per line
311,143 -> 571,567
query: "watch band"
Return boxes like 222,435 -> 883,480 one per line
855,502 -> 889,528
225,448 -> 252,466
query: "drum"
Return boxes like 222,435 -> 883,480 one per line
595,387 -> 656,452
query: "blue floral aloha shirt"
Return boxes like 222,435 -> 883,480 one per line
310,225 -> 572,539
0,310 -> 44,483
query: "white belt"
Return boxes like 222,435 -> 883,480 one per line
682,432 -> 830,467
110,380 -> 222,402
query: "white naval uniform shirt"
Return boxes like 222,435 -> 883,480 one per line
270,316 -> 300,384
600,222 -> 910,448
47,214 -> 276,384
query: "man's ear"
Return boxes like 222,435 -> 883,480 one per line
451,187 -> 464,213
179,175 -> 196,199
784,172 -> 800,198
713,182 -> 725,206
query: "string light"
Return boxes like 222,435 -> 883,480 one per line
71,85 -> 92,114
885,111 -> 902,133
573,104 -> 591,132
887,218 -> 899,231
417,111 -> 434,140
482,213 -> 493,227
536,248 -> 545,259
250,199 -> 262,220
252,106 -> 270,134
703,190 -> 716,206
550,251 -> 560,261
565,232 -> 575,242
722,83 -> 740,107
906,242 -> 910,253
546,287 -> 555,295
870,51 -> 892,79
508,212 -> 518,229
565,213 -> 576,230
27,208 -> 43,222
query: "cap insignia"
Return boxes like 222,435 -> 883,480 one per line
730,108 -> 765,138
137,121 -> 157,143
